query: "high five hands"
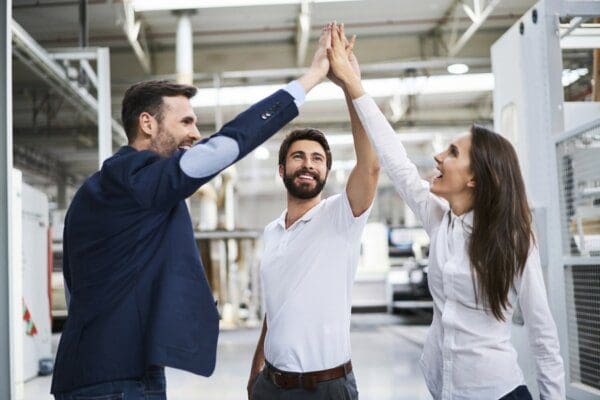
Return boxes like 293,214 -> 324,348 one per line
326,22 -> 366,99
295,22 -> 365,102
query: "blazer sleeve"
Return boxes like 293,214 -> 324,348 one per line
105,89 -> 298,211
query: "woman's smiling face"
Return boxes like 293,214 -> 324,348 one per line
430,132 -> 476,202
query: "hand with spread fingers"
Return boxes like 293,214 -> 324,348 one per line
312,23 -> 333,79
297,23 -> 333,93
327,23 -> 364,98
327,23 -> 359,89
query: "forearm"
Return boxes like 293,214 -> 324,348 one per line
343,75 -> 365,100
180,89 -> 298,181
352,94 -> 444,229
352,94 -> 415,186
344,89 -> 379,216
345,90 -> 379,174
297,68 -> 324,95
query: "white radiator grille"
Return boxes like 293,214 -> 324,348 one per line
565,265 -> 600,391
557,119 -> 600,393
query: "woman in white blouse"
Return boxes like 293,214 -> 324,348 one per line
326,24 -> 565,400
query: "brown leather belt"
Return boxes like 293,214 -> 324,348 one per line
264,360 -> 352,391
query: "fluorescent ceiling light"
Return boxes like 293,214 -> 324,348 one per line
447,63 -> 469,74
190,73 -> 494,108
132,0 -> 355,12
254,146 -> 270,160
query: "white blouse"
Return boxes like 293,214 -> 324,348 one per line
353,94 -> 565,400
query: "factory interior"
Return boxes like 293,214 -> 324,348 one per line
0,0 -> 599,399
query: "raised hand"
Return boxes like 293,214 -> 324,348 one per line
309,23 -> 332,80
327,23 -> 360,88
297,23 -> 332,93
327,23 -> 360,86
327,23 -> 365,99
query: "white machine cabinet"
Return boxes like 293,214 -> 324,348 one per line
491,1 -> 600,399
11,170 -> 52,390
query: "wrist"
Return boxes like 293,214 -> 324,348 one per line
298,68 -> 324,93
343,76 -> 364,99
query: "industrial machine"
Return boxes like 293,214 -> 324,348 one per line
386,226 -> 432,312
492,1 -> 600,398
11,169 -> 53,390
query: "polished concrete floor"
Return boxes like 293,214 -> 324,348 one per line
25,312 -> 433,400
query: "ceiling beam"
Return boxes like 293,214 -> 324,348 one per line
13,144 -> 77,183
429,0 -> 503,57
448,0 -> 502,57
11,20 -> 127,145
120,1 -> 153,74
122,57 -> 491,86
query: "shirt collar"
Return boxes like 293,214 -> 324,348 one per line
276,199 -> 325,230
448,209 -> 474,230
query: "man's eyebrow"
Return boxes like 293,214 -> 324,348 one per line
180,115 -> 196,123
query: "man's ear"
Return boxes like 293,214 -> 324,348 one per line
278,164 -> 284,178
138,112 -> 156,137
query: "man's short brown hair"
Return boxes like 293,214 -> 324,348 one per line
121,80 -> 197,142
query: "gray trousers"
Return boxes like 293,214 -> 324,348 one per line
251,368 -> 359,400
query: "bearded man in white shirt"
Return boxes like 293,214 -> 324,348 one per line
246,23 -> 380,400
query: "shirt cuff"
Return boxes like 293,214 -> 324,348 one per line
283,80 -> 306,109
352,94 -> 378,116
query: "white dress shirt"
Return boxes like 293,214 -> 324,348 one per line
260,192 -> 371,372
353,94 -> 565,400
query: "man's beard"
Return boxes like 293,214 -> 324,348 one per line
283,167 -> 327,200
149,126 -> 179,157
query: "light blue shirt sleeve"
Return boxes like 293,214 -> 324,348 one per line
283,80 -> 306,108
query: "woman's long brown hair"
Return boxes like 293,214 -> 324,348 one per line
468,124 -> 533,321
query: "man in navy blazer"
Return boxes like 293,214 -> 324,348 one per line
51,27 -> 331,400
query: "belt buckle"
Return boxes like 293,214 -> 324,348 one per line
271,371 -> 285,389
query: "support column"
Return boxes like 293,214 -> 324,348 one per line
0,0 -> 14,398
593,18 -> 600,101
97,48 -> 112,167
78,0 -> 89,87
175,11 -> 194,85
213,73 -> 223,131
78,0 -> 88,48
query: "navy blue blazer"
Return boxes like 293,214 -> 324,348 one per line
51,89 -> 298,393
